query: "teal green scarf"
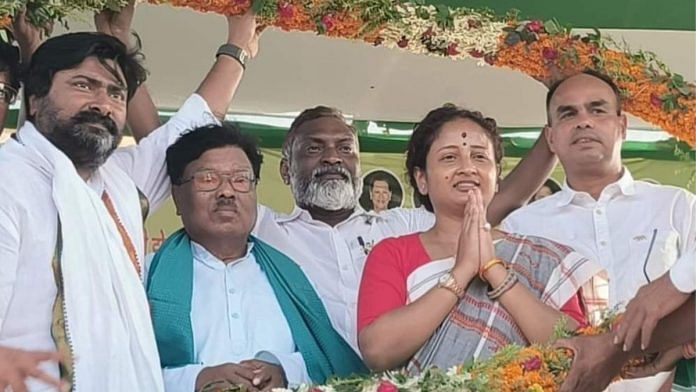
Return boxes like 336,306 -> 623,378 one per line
146,229 -> 367,384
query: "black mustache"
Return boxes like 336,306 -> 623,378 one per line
71,111 -> 118,136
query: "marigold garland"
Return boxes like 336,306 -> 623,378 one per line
145,0 -> 696,147
1,0 -> 694,146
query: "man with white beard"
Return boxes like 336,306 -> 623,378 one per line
253,105 -> 557,353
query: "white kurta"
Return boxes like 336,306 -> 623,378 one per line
158,242 -> 310,392
0,94 -> 216,391
252,205 -> 435,352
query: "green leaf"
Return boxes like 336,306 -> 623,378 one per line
252,0 -> 268,14
544,19 -> 561,35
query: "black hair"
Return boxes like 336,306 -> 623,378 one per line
0,41 -> 20,90
406,104 -> 503,212
281,105 -> 357,160
166,123 -> 263,185
543,178 -> 562,193
24,32 -> 147,111
546,69 -> 622,123
370,173 -> 391,191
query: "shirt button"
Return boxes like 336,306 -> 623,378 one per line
231,312 -> 240,319
600,241 -> 607,247
595,209 -> 602,215
228,287 -> 236,294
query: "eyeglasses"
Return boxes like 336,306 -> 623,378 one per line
178,170 -> 257,193
0,83 -> 18,105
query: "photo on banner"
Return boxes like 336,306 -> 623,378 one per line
359,168 -> 404,213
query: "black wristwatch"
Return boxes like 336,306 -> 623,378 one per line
216,43 -> 248,69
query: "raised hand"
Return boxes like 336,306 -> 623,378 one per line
453,188 -> 494,284
10,9 -> 52,62
226,8 -> 264,58
94,0 -> 136,49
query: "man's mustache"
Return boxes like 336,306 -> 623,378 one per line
312,165 -> 351,180
71,111 -> 118,136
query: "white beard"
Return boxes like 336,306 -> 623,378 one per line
290,165 -> 362,211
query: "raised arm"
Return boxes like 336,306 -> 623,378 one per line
195,9 -> 261,119
94,1 -> 161,142
11,9 -> 49,64
487,127 -> 556,226
108,8 -> 263,213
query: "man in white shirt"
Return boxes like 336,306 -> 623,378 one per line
501,70 -> 696,391
253,105 -> 559,352
0,5 -> 261,391
147,124 -> 364,392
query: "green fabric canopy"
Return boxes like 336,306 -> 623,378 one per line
434,0 -> 695,31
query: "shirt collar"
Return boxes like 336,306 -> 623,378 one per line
191,240 -> 255,270
556,167 -> 635,207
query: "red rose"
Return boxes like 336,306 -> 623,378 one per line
446,43 -> 460,56
651,93 -> 663,108
469,49 -> 484,58
377,380 -> 399,392
527,20 -> 543,33
321,14 -> 335,31
542,47 -> 558,60
397,36 -> 409,48
278,2 -> 294,18
421,26 -> 435,38
523,356 -> 543,372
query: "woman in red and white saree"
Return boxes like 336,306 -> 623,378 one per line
357,105 -> 601,373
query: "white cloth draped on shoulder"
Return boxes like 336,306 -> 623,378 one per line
2,124 -> 164,392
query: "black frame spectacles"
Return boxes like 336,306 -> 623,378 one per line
0,83 -> 18,105
178,170 -> 257,193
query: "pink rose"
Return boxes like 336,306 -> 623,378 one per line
651,93 -> 663,108
321,14 -> 335,31
527,20 -> 543,33
542,47 -> 558,60
278,2 -> 294,18
523,356 -> 543,372
377,380 -> 399,392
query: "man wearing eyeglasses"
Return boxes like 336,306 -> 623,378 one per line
0,40 -> 20,133
146,124 -> 365,392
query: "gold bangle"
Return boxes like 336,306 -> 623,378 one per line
479,258 -> 505,281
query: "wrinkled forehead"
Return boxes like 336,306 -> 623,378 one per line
550,74 -> 619,112
293,117 -> 356,143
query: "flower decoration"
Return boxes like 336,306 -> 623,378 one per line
143,0 -> 695,146
2,0 -> 693,146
